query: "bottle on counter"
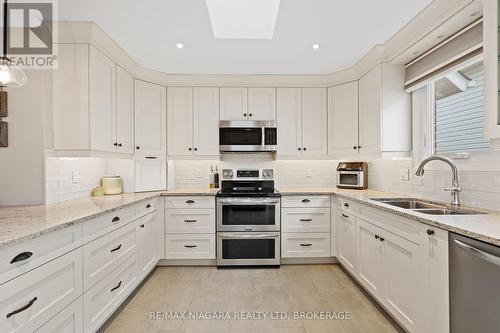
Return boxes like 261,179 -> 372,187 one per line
209,165 -> 216,189
214,166 -> 220,189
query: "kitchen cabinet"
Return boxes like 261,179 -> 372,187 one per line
165,234 -> 216,259
356,218 -> 383,297
277,88 -> 327,156
337,211 -> 356,275
137,210 -> 162,280
484,0 -> 500,142
167,87 -> 219,156
328,81 -> 359,158
358,63 -> 411,157
134,156 -> 167,192
135,79 -> 167,156
220,87 -> 248,120
115,66 -> 135,154
35,297 -> 83,333
281,233 -> 331,258
248,88 -> 276,120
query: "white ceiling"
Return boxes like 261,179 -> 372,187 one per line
59,0 -> 434,75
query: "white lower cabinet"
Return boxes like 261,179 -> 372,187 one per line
137,211 -> 162,279
282,208 -> 330,233
0,248 -> 83,333
337,211 -> 357,274
35,297 -> 83,333
83,254 -> 138,333
281,233 -> 330,258
165,234 -> 215,259
166,209 -> 215,234
356,218 -> 383,297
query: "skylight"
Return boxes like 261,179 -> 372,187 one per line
205,0 -> 281,39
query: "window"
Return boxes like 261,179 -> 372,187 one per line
413,60 -> 490,157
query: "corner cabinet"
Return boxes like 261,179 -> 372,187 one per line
167,87 -> 219,157
358,63 -> 411,158
277,88 -> 327,157
134,80 -> 167,156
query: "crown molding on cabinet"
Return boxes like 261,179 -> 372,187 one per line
56,0 -> 480,88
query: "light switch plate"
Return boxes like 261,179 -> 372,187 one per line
72,171 -> 80,184
401,169 -> 410,181
306,169 -> 312,178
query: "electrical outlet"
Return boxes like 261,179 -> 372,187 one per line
306,168 -> 312,178
196,169 -> 202,178
401,169 -> 410,181
72,171 -> 80,184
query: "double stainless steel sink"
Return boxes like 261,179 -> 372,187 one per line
370,198 -> 485,215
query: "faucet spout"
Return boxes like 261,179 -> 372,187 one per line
415,155 -> 461,206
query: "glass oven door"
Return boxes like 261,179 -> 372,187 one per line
217,232 -> 280,266
337,172 -> 362,188
217,197 -> 281,232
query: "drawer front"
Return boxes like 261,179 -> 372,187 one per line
165,209 -> 215,234
165,196 -> 215,209
281,233 -> 331,258
83,220 -> 139,291
165,234 -> 215,259
35,297 -> 83,333
83,205 -> 137,243
0,249 -> 83,333
338,197 -> 359,214
282,208 -> 331,233
83,254 -> 138,333
0,224 -> 82,286
338,210 -> 356,224
282,195 -> 330,208
135,198 -> 157,218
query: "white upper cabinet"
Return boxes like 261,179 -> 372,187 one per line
484,0 -> 500,143
358,63 -> 411,157
167,87 -> 219,157
301,88 -> 327,156
193,87 -> 220,155
89,47 -> 117,153
135,80 -> 167,156
167,87 -> 193,156
277,88 -> 302,155
248,88 -> 276,120
277,88 -> 327,157
328,82 -> 359,158
115,66 -> 135,154
220,87 -> 248,121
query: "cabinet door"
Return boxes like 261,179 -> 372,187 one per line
328,82 -> 359,157
137,212 -> 160,279
89,46 -> 116,153
277,88 -> 302,155
116,66 -> 135,154
193,87 -> 220,155
135,80 -> 167,156
134,157 -> 166,192
359,65 -> 382,156
382,230 -> 422,332
338,212 -> 356,275
167,87 -> 193,156
35,297 -> 83,333
220,87 -> 248,120
357,218 -> 383,298
301,88 -> 327,156
248,87 -> 276,120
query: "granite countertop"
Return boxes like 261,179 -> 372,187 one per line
279,187 -> 500,246
161,188 -> 219,196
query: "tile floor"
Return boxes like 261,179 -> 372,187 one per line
103,265 -> 401,333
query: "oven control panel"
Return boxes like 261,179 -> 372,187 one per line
221,169 -> 274,180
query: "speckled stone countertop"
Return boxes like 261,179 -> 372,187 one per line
0,188 -> 219,249
279,187 -> 500,246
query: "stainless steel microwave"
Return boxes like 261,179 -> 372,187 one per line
219,121 -> 277,153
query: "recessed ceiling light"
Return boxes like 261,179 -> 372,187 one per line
175,42 -> 184,49
312,43 -> 320,50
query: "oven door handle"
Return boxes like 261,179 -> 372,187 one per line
217,198 -> 280,204
218,234 -> 280,239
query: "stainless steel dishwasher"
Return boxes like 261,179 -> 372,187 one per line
450,233 -> 500,333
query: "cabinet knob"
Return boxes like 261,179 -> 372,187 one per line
298,148 -> 302,151
136,146 -> 140,150
303,147 -> 307,151
358,146 -> 362,149
243,113 -> 247,117
194,148 -> 198,151
427,229 -> 435,236
375,235 -> 379,239
380,237 -> 385,242
118,143 -> 122,147
114,143 -> 118,146
249,113 -> 253,117
189,148 -> 192,151
353,146 -> 357,150
344,203 -> 349,207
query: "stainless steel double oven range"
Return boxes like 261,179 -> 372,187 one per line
216,169 -> 281,267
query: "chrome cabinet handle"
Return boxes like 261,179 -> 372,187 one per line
110,244 -> 122,253
112,216 -> 120,223
10,251 -> 33,264
184,219 -> 197,223
299,219 -> 312,222
300,243 -> 312,247
111,281 -> 122,292
6,297 -> 37,318
184,244 -> 197,248
454,239 -> 500,266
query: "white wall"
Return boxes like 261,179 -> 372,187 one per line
0,70 -> 52,206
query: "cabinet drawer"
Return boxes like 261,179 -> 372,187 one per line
338,210 -> 356,224
83,254 -> 138,333
0,224 -> 82,285
281,233 -> 331,258
282,208 -> 330,233
82,219 -> 139,291
338,197 -> 359,214
0,249 -> 83,333
35,297 -> 83,333
282,195 -> 330,208
165,196 -> 215,209
166,209 -> 215,234
135,198 -> 157,217
165,234 -> 215,259
82,205 -> 137,243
